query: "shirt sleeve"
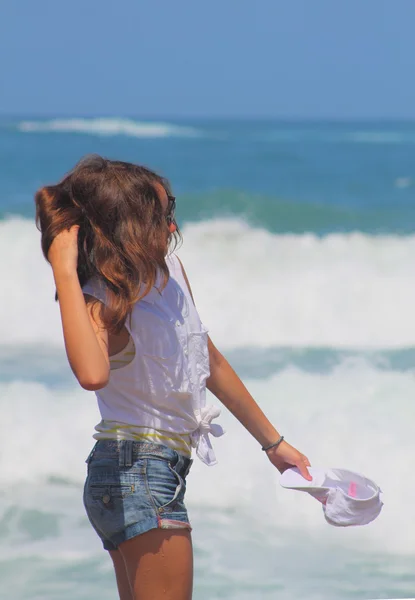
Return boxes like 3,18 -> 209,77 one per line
82,277 -> 108,305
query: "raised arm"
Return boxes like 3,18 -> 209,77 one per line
49,225 -> 110,390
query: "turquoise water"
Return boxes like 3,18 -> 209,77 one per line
2,117 -> 415,232
2,117 -> 415,599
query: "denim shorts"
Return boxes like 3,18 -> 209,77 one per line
83,439 -> 193,550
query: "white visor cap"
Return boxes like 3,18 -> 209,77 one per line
280,467 -> 383,527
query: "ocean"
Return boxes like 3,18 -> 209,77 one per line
2,117 -> 415,599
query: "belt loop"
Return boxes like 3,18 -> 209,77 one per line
85,441 -> 98,464
125,440 -> 133,467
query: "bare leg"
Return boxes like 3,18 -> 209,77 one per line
118,529 -> 193,600
109,549 -> 133,600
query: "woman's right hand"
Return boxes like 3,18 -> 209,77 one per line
266,440 -> 312,480
48,225 -> 80,273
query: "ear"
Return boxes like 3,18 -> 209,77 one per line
168,222 -> 177,233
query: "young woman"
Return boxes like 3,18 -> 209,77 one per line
35,155 -> 311,600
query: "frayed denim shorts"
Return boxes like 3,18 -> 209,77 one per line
83,439 -> 193,551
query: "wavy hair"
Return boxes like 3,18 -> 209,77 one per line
35,154 -> 181,333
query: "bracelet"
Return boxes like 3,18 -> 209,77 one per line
262,435 -> 284,452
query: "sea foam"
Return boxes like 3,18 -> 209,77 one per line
4,216 -> 415,349
1,360 -> 414,554
17,117 -> 200,139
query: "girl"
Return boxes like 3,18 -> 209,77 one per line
35,155 -> 311,600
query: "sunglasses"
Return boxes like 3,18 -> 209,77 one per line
166,195 -> 176,225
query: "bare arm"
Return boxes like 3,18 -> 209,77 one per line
206,338 -> 279,447
178,256 -> 278,446
50,226 -> 110,390
178,256 -> 311,478
207,339 -> 310,477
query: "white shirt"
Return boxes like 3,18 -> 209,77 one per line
82,254 -> 224,465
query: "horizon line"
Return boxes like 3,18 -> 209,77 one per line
1,113 -> 415,123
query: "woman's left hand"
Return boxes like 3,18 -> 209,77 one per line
266,440 -> 312,481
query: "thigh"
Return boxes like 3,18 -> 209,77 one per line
119,529 -> 193,600
109,550 -> 133,600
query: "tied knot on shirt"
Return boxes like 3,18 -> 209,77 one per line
191,405 -> 225,466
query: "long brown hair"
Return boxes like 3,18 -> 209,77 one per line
35,154 -> 181,333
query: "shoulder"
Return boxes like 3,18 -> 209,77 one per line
166,252 -> 180,270
168,254 -> 194,303
166,253 -> 186,280
165,252 -> 183,281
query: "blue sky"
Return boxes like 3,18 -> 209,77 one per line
1,0 -> 415,118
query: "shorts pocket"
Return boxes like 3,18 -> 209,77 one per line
145,458 -> 185,513
89,483 -> 135,501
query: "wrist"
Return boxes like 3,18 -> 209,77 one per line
52,264 -> 79,282
258,428 -> 281,449
262,435 -> 284,453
